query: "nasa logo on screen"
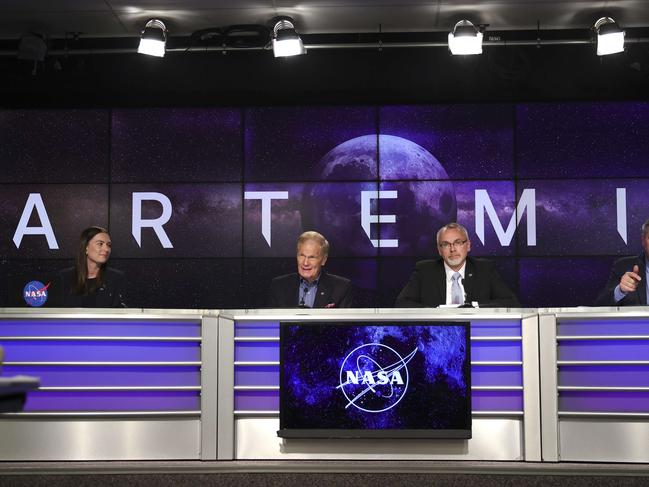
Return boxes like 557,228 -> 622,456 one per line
23,280 -> 49,307
336,342 -> 418,413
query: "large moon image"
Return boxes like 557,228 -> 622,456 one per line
302,134 -> 457,256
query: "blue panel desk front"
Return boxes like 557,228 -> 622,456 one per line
220,308 -> 540,461
540,308 -> 649,463
0,309 -> 216,461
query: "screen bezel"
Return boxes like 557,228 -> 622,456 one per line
277,320 -> 472,439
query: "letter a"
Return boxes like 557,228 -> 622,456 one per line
391,371 -> 404,385
13,193 -> 59,249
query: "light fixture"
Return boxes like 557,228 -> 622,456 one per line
448,20 -> 483,55
594,17 -> 625,56
138,19 -> 167,57
272,17 -> 306,57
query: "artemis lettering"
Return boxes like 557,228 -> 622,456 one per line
12,188 -> 632,250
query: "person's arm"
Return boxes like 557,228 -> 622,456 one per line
595,263 -> 641,306
475,264 -> 520,308
111,272 -> 127,308
595,267 -> 620,306
336,280 -> 353,308
395,268 -> 426,307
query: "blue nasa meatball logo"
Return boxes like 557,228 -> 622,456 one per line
23,280 -> 49,307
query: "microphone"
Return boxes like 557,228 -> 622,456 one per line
459,275 -> 475,308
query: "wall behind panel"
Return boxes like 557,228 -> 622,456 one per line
1,101 -> 646,308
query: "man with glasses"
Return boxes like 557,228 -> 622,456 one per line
396,222 -> 520,308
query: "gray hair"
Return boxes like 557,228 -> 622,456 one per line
436,222 -> 469,246
297,231 -> 330,257
642,219 -> 649,238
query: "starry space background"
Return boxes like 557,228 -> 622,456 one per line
279,322 -> 470,433
0,102 -> 645,308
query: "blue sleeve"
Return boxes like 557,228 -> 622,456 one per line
613,284 -> 627,303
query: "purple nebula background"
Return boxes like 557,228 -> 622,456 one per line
0,110 -> 110,184
380,104 -> 515,179
519,180 -> 628,256
517,102 -> 649,178
110,258 -> 243,309
518,257 -> 613,307
1,102 -> 647,309
112,108 -> 242,182
245,106 -> 377,181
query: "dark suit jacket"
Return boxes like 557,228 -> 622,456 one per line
395,256 -> 520,308
268,272 -> 353,308
53,267 -> 127,308
595,254 -> 647,306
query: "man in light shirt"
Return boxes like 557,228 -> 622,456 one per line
395,222 -> 520,308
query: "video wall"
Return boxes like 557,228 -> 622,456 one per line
1,102 -> 648,309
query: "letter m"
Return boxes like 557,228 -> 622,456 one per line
475,188 -> 536,246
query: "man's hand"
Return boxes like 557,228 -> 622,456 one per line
620,264 -> 642,293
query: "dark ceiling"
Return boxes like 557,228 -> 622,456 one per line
2,1 -> 649,40
2,1 -> 649,108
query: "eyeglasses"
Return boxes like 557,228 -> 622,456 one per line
439,239 -> 467,249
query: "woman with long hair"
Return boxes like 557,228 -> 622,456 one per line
55,226 -> 126,307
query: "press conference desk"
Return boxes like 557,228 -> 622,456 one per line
0,307 -> 648,464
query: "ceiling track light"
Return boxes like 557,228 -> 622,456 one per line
448,20 -> 483,55
138,19 -> 167,57
594,16 -> 625,56
272,16 -> 306,57
448,20 -> 482,56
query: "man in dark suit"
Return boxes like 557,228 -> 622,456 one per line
268,231 -> 352,308
396,222 -> 519,308
596,219 -> 649,306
